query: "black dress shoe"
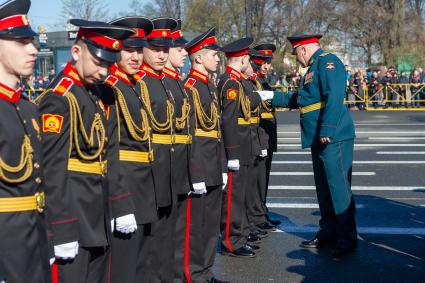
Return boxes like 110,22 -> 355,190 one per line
222,246 -> 256,258
331,246 -> 357,257
210,277 -> 230,283
255,229 -> 268,238
245,243 -> 260,250
247,234 -> 261,243
300,236 -> 336,249
256,222 -> 276,231
268,219 -> 281,226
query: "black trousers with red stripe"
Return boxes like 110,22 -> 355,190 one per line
264,151 -> 274,215
183,186 -> 222,283
246,156 -> 268,228
109,224 -> 151,283
52,246 -> 109,283
221,166 -> 249,251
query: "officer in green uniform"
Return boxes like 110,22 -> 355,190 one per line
258,34 -> 358,256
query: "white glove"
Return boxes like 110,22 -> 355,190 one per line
50,257 -> 56,265
111,218 -> 115,232
227,159 -> 240,171
191,182 -> 207,195
255,90 -> 275,101
259,149 -> 268,157
54,241 -> 79,260
114,214 -> 138,234
222,173 -> 228,190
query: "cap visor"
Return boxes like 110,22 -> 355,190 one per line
173,37 -> 188,47
147,38 -> 173,47
0,26 -> 37,39
87,44 -> 119,63
123,37 -> 148,48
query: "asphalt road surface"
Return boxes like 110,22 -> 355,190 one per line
213,110 -> 425,283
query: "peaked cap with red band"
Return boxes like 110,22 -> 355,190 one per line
146,17 -> 177,47
287,34 -> 322,55
185,27 -> 221,55
221,37 -> 253,58
110,16 -> 153,48
0,0 -> 37,38
170,19 -> 187,47
249,48 -> 271,67
71,19 -> 135,63
253,43 -> 276,57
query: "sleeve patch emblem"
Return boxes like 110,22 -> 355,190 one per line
42,114 -> 64,134
326,62 -> 335,70
227,89 -> 238,100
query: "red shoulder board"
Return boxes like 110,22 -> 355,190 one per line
105,75 -> 119,87
53,77 -> 73,96
134,70 -> 146,82
184,78 -> 196,89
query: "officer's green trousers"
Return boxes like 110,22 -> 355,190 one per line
311,139 -> 358,248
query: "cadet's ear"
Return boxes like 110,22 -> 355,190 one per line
71,44 -> 82,62
194,53 -> 203,65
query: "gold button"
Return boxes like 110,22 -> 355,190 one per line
34,162 -> 40,169
35,177 -> 42,184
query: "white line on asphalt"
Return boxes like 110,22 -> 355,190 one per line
274,151 -> 310,155
266,203 -> 365,209
272,160 -> 425,164
270,172 -> 376,176
356,123 -> 425,126
278,144 -> 425,147
268,186 -> 425,191
274,226 -> 425,235
277,131 -> 425,135
277,138 -> 300,140
377,151 -> 425,155
369,137 -> 425,140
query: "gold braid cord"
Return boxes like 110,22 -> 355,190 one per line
175,97 -> 191,131
66,92 -> 106,161
190,86 -> 218,131
138,80 -> 174,133
112,85 -> 150,142
221,79 -> 251,121
32,89 -> 52,106
0,135 -> 34,183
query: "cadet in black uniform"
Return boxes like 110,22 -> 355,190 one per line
0,1 -> 51,282
218,38 -> 264,258
183,27 -> 228,283
160,19 -> 194,283
96,17 -> 157,283
134,17 -> 178,283
251,44 -> 281,227
38,19 -> 134,283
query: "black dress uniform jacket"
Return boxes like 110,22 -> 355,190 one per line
0,84 -> 51,283
38,62 -> 111,247
162,67 -> 191,196
257,74 -> 277,152
184,68 -> 226,186
217,67 -> 262,165
95,64 -> 157,224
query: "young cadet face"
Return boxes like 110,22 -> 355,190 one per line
71,41 -> 110,84
143,46 -> 169,71
200,50 -> 220,73
169,46 -> 188,69
119,47 -> 143,75
260,61 -> 271,75
0,38 -> 37,77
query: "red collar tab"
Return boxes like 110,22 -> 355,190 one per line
104,75 -> 119,87
170,29 -> 183,39
163,67 -> 179,80
251,58 -> 265,65
0,82 -> 21,103
146,29 -> 171,39
189,68 -> 208,83
250,73 -> 258,80
0,15 -> 30,31
226,66 -> 242,79
110,64 -> 132,85
141,64 -> 164,79
133,70 -> 146,82
186,36 -> 217,55
225,48 -> 249,58
63,62 -> 84,86
260,50 -> 273,55
77,28 -> 123,51
184,78 -> 196,89
132,28 -> 146,38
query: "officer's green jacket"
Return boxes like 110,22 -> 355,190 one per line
272,49 -> 355,148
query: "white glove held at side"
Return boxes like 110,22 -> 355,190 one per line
191,182 -> 207,194
259,149 -> 268,157
227,159 -> 240,171
115,214 -> 138,234
222,173 -> 228,190
54,241 -> 79,260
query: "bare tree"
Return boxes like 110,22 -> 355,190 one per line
61,0 -> 109,21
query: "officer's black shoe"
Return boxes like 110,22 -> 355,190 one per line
247,234 -> 261,243
256,222 -> 276,231
222,246 -> 256,258
268,219 -> 281,226
245,243 -> 260,251
331,245 -> 357,257
255,229 -> 268,238
210,277 -> 230,283
300,236 -> 336,249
